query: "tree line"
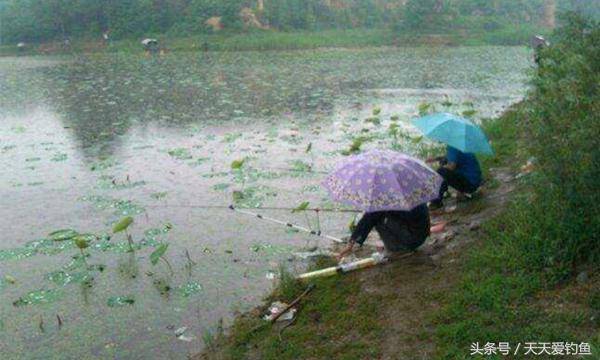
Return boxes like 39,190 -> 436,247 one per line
0,0 -> 596,44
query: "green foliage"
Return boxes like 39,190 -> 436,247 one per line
73,236 -> 89,250
305,142 -> 312,153
48,229 -> 78,241
222,266 -> 384,359
435,14 -> 599,357
291,201 -> 309,213
150,243 -> 169,266
107,295 -> 135,307
417,102 -> 433,116
2,0 -> 595,44
230,159 -> 245,170
461,109 -> 477,118
527,13 -> 599,268
342,136 -> 371,155
112,216 -> 133,233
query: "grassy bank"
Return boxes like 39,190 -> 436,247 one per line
433,107 -> 600,358
434,15 -> 600,356
199,14 -> 598,359
0,25 -> 546,56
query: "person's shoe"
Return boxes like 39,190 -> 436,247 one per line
456,192 -> 473,202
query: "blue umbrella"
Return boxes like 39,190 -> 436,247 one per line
412,113 -> 494,155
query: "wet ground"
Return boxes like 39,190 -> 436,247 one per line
0,46 -> 530,359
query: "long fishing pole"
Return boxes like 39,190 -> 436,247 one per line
144,204 -> 360,213
228,205 -> 345,243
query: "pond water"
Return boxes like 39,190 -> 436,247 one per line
0,46 -> 531,359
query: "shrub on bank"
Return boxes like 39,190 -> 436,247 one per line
435,13 -> 599,357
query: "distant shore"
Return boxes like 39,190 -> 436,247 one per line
0,26 -> 545,56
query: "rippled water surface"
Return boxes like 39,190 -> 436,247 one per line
0,47 -> 531,359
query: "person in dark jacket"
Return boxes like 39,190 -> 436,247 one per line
337,203 -> 445,259
428,145 -> 482,208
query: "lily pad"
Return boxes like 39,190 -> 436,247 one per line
107,296 -> 135,307
113,216 -> 133,233
49,229 -> 79,241
212,183 -> 230,191
150,192 -> 168,200
150,243 -> 169,265
232,185 -> 278,208
46,270 -> 92,286
13,289 -> 63,307
167,148 -> 193,160
176,282 -> 202,297
51,153 -> 68,162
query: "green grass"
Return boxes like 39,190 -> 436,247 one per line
432,100 -> 599,358
0,24 -> 546,57
214,258 -> 386,359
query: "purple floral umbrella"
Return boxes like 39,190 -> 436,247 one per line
322,149 -> 442,212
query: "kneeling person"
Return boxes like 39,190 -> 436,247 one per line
337,203 -> 438,259
429,145 -> 482,208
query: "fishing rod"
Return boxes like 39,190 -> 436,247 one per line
228,205 -> 346,243
238,166 -> 329,175
144,204 -> 360,213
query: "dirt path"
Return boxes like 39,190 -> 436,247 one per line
348,167 -> 517,359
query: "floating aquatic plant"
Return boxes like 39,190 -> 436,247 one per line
96,175 -> 146,190
113,216 -> 134,252
342,136 -> 370,155
213,183 -> 230,191
176,282 -> 202,297
230,159 -> 245,170
287,160 -> 312,173
222,132 -> 242,143
418,102 -> 433,116
462,109 -> 477,118
89,158 -> 118,171
150,192 -> 168,200
46,270 -> 92,286
152,278 -> 171,296
113,216 -> 133,233
150,243 -> 168,265
150,243 -> 173,275
107,296 -> 135,307
292,201 -> 310,213
80,195 -> 145,216
231,185 -> 278,208
51,153 -> 67,162
49,229 -> 79,242
167,148 -> 193,160
442,100 -> 454,107
141,225 -> 172,246
364,116 -> 380,125
13,289 -> 63,307
189,157 -> 210,167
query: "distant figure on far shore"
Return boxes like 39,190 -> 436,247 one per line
531,35 -> 549,64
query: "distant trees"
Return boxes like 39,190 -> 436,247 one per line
0,0 -> 596,43
401,0 -> 456,30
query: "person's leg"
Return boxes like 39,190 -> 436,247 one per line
375,220 -> 424,252
431,167 -> 450,207
438,167 -> 477,194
